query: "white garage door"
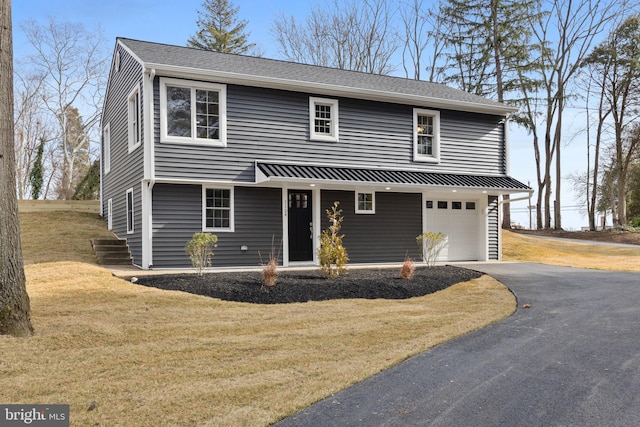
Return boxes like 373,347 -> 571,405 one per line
425,200 -> 479,261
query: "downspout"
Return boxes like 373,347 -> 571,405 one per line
141,67 -> 156,269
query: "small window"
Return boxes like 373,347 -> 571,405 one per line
310,97 -> 339,142
466,202 -> 476,210
355,192 -> 375,214
103,123 -> 111,174
413,108 -> 440,163
426,200 -> 433,209
203,187 -> 234,231
107,198 -> 113,230
160,77 -> 227,146
126,188 -> 134,234
128,86 -> 141,152
452,201 -> 462,210
115,51 -> 121,72
437,201 -> 448,209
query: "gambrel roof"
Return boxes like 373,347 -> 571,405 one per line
117,38 -> 517,116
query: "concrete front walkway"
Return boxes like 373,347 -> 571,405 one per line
275,263 -> 640,427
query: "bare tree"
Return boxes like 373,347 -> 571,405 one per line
524,0 -> 619,229
0,0 -> 34,337
13,71 -> 53,199
400,0 -> 448,82
22,18 -> 107,199
272,0 -> 398,75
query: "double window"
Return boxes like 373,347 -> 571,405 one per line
128,86 -> 141,152
413,108 -> 440,162
355,191 -> 375,214
160,78 -> 227,146
203,187 -> 234,231
310,97 -> 339,142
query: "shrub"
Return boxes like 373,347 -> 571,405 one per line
318,201 -> 349,278
630,217 -> 640,229
399,256 -> 415,280
185,232 -> 218,275
417,231 -> 446,267
260,237 -> 281,287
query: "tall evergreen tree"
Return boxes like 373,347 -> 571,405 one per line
29,138 -> 45,200
440,0 -> 543,229
188,0 -> 256,54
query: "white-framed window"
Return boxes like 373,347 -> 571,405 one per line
413,108 -> 440,162
203,187 -> 234,232
107,198 -> 113,230
126,188 -> 134,234
128,85 -> 141,152
160,77 -> 227,146
103,123 -> 111,174
355,191 -> 375,214
309,97 -> 339,142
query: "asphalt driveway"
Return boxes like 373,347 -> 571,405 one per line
275,263 -> 640,427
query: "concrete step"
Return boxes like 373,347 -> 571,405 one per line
91,238 -> 132,266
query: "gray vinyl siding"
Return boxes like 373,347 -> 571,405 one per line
153,84 -> 506,182
152,184 -> 282,268
101,44 -> 145,265
320,190 -> 422,263
488,195 -> 499,260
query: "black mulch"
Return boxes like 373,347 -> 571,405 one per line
132,266 -> 484,304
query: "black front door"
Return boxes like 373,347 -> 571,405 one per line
288,190 -> 313,261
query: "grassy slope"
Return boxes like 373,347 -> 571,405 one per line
503,230 -> 640,272
1,212 -> 555,426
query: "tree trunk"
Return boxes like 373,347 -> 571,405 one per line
0,0 -> 34,337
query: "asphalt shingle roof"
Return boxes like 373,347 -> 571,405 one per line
118,38 -> 514,114
257,162 -> 531,191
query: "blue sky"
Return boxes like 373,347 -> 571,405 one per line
12,0 -> 592,229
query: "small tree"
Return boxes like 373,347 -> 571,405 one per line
185,232 -> 218,275
417,231 -> 446,267
318,201 -> 349,278
188,0 -> 256,54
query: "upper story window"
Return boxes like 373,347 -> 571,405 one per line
203,187 -> 234,232
309,97 -> 339,142
103,123 -> 111,174
413,108 -> 440,163
160,77 -> 227,147
128,85 -> 141,152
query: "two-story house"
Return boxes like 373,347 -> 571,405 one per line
101,38 -> 531,270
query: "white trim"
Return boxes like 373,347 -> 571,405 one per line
103,123 -> 111,174
127,84 -> 142,152
159,77 -> 227,147
141,180 -> 154,269
202,185 -> 235,232
309,97 -> 339,142
126,187 -> 134,234
355,191 -> 375,214
143,62 -> 517,116
107,198 -> 113,230
413,108 -> 440,163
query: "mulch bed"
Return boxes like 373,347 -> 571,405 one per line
132,265 -> 483,304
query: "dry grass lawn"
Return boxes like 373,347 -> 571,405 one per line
503,230 -> 640,272
0,209 -> 518,426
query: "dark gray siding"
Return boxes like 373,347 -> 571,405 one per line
320,190 -> 422,263
488,195 -> 499,260
152,184 -> 282,268
101,44 -> 145,265
154,84 -> 506,182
